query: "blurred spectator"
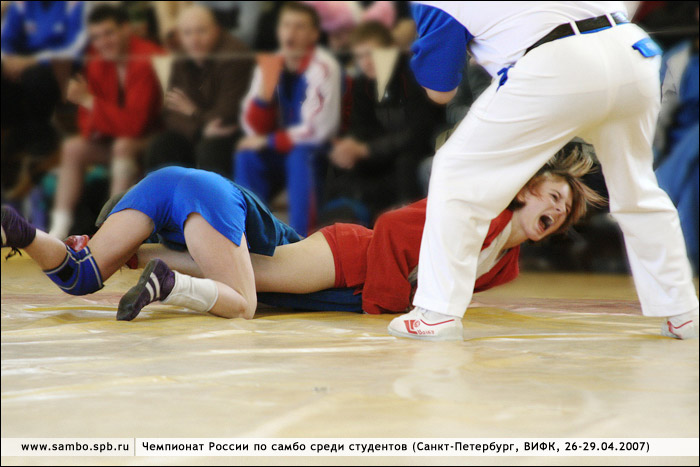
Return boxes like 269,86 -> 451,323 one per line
418,59 -> 492,196
197,1 -> 272,48
151,0 -> 188,50
1,1 -> 89,197
444,59 -> 492,127
304,1 -> 361,62
1,1 -> 88,71
390,16 -> 415,51
654,9 -> 699,272
304,1 -> 400,65
655,21 -> 699,163
361,1 -> 397,29
122,1 -> 160,43
364,0 -> 416,50
48,4 -> 164,239
634,1 -> 698,49
145,4 -> 253,178
234,2 -> 341,236
326,21 -> 442,220
247,2 -> 284,52
153,2 -> 275,50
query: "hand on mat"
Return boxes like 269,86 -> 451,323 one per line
330,137 -> 370,170
256,53 -> 284,102
165,87 -> 197,116
66,74 -> 93,109
237,135 -> 268,151
204,118 -> 237,138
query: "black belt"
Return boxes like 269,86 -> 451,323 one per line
525,11 -> 628,55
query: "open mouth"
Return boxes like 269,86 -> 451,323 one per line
539,214 -> 554,233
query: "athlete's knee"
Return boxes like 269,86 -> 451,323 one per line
241,297 -> 257,320
44,246 -> 104,296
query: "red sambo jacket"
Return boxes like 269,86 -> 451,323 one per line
321,199 -> 520,314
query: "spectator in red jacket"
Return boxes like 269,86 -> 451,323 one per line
49,4 -> 164,239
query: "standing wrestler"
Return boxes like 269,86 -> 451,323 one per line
387,2 -> 699,340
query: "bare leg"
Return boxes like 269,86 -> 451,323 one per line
183,213 -> 257,319
136,244 -> 203,277
87,209 -> 154,280
21,208 -> 152,283
23,230 -> 72,270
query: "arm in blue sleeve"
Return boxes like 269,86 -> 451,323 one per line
410,3 -> 471,92
1,2 -> 26,55
35,1 -> 89,62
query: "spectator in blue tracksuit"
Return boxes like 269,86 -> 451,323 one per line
234,2 -> 341,236
655,26 -> 699,273
1,1 -> 90,193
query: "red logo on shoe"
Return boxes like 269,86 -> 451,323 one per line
667,319 -> 693,338
403,319 -> 437,335
420,318 -> 455,326
669,320 -> 692,330
404,319 -> 420,334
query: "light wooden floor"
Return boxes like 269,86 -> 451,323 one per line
1,252 -> 698,466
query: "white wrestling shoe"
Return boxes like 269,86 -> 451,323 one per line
660,309 -> 699,339
388,307 -> 463,341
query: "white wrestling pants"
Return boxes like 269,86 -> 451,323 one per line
414,22 -> 699,318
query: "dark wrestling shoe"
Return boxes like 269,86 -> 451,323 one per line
1,205 -> 36,249
117,259 -> 175,321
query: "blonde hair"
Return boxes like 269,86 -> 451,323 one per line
509,144 -> 607,234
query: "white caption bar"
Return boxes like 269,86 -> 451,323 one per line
2,438 -> 698,457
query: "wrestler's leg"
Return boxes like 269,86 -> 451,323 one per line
181,214 -> 257,319
3,205 -> 151,295
135,231 -> 336,294
136,244 -> 203,277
